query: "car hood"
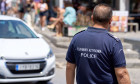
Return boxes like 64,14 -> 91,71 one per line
0,38 -> 50,60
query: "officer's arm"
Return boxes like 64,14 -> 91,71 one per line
115,67 -> 131,84
66,62 -> 76,84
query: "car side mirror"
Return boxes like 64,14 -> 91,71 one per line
37,34 -> 43,38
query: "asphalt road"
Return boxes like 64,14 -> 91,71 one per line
43,36 -> 67,84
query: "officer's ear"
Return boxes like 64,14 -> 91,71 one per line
91,15 -> 94,22
91,15 -> 93,20
109,17 -> 112,25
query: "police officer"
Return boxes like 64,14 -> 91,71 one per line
66,4 -> 131,84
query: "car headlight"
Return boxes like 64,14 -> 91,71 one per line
47,49 -> 54,59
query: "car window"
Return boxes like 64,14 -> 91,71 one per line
0,20 -> 38,38
15,22 -> 33,37
8,21 -> 16,33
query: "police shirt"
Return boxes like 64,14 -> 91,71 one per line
66,27 -> 126,84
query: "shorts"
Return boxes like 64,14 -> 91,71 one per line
39,11 -> 48,17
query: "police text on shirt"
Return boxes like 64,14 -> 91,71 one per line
77,47 -> 102,59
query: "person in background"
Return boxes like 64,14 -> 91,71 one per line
48,2 -> 76,37
34,0 -> 40,14
23,0 -> 32,28
17,0 -> 25,19
47,6 -> 65,29
30,0 -> 36,26
55,2 -> 76,37
6,0 -> 12,15
25,0 -> 32,12
46,0 -> 57,25
77,3 -> 88,15
133,1 -> 140,13
74,3 -> 93,27
66,4 -> 131,84
72,0 -> 80,11
133,1 -> 140,30
32,0 -> 40,26
0,0 -> 7,15
63,2 -> 77,27
38,0 -> 48,31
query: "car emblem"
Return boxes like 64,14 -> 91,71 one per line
25,52 -> 29,55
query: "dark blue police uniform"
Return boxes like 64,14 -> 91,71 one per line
66,27 -> 126,84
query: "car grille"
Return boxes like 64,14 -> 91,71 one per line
6,60 -> 46,74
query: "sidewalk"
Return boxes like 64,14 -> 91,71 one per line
34,26 -> 140,49
111,32 -> 140,41
34,26 -> 72,48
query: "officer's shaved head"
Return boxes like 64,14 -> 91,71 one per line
93,4 -> 112,25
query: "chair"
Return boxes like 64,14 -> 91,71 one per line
128,23 -> 139,32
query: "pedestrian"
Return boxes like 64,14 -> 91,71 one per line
47,2 -> 76,37
23,0 -> 32,28
0,0 -> 7,15
6,0 -> 12,15
30,0 -> 37,26
66,4 -> 131,84
77,3 -> 88,15
47,6 -> 65,29
47,5 -> 65,37
38,0 -> 48,31
33,0 -> 40,26
63,2 -> 77,27
17,0 -> 25,19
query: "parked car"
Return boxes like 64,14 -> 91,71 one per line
0,15 -> 55,83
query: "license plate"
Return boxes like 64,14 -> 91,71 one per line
16,64 -> 40,71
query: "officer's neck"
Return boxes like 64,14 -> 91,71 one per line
93,24 -> 108,29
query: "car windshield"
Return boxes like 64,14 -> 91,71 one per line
0,20 -> 38,38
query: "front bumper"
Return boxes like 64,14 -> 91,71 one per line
0,56 -> 55,83
0,74 -> 55,83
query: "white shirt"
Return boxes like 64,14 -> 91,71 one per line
40,3 -> 47,11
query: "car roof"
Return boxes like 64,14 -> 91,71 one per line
0,15 -> 21,21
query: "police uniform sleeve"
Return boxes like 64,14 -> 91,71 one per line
112,41 -> 126,68
66,38 -> 76,64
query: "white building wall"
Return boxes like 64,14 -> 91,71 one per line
119,0 -> 129,11
58,0 -> 72,8
59,0 -> 64,8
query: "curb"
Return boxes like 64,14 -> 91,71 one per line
35,27 -> 71,49
42,32 -> 70,48
124,38 -> 140,54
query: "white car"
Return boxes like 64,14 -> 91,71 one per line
0,15 -> 55,83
